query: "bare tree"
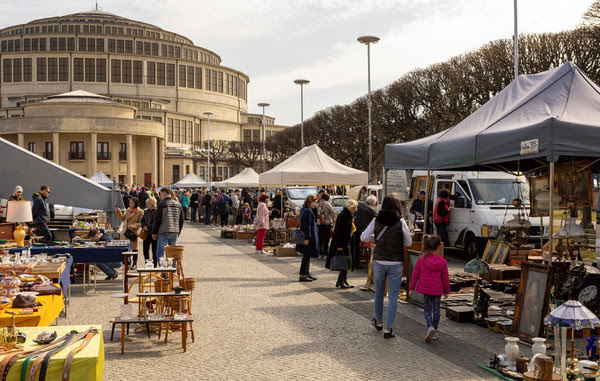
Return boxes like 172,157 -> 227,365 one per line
191,139 -> 229,180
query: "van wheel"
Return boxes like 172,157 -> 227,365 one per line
465,235 -> 479,259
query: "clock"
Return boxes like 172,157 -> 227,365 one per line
578,284 -> 598,304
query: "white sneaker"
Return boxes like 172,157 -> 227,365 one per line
261,250 -> 269,254
433,332 -> 439,340
255,250 -> 262,254
425,327 -> 436,342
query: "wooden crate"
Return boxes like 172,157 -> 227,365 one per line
274,246 -> 298,257
236,231 -> 254,240
446,306 -> 474,323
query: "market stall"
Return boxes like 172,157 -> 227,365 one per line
214,167 -> 259,188
89,171 -> 113,188
385,61 -> 600,378
170,173 -> 208,189
0,325 -> 104,381
0,294 -> 64,327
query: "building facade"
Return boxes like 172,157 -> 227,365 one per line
0,10 -> 287,186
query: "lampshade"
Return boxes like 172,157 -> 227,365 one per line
536,188 -> 561,210
6,201 -> 33,223
504,214 -> 532,229
464,258 -> 491,275
544,300 -> 600,330
553,217 -> 586,238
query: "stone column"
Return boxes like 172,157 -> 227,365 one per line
89,132 -> 98,176
158,138 -> 165,186
17,133 -> 24,148
126,134 -> 133,187
110,141 -> 119,185
151,137 -> 158,187
52,133 -> 59,164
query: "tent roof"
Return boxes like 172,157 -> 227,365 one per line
171,173 -> 208,188
259,144 -> 368,186
90,171 -> 113,187
214,168 -> 259,188
385,62 -> 600,172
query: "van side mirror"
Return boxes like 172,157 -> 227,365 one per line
455,196 -> 466,208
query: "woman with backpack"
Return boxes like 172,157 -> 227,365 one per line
361,196 -> 412,339
296,194 -> 319,282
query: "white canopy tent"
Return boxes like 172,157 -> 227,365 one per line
171,173 -> 208,188
90,171 -> 113,188
214,167 -> 259,188
259,144 -> 368,186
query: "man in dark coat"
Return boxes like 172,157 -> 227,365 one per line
410,190 -> 433,233
189,190 -> 200,222
31,185 -> 53,242
351,195 -> 377,269
296,196 -> 319,282
201,190 -> 213,225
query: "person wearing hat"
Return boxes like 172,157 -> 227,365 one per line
410,190 -> 433,233
8,186 -> 24,201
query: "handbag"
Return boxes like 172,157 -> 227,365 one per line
31,283 -> 62,296
138,230 -> 148,240
293,228 -> 306,245
124,229 -> 137,241
330,253 -> 349,271
12,294 -> 41,308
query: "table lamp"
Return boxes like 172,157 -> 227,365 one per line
464,257 -> 490,303
6,201 -> 33,247
544,300 -> 600,377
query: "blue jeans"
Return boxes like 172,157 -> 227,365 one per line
373,262 -> 403,328
190,206 -> 197,222
96,262 -> 122,276
156,232 -> 179,261
204,207 -> 211,225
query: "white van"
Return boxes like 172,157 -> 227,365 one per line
410,171 -> 548,258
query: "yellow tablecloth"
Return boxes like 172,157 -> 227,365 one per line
0,325 -> 104,381
0,294 -> 64,327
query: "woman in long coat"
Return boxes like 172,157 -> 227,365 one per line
116,196 -> 143,269
296,194 -> 319,282
326,199 -> 358,288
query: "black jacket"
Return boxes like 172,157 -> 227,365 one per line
201,193 -> 212,207
410,198 -> 433,216
326,207 -> 354,269
141,208 -> 157,236
151,197 -> 184,235
31,193 -> 50,224
190,192 -> 200,206
354,201 -> 377,232
373,210 -> 404,262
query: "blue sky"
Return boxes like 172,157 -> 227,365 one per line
0,0 -> 593,125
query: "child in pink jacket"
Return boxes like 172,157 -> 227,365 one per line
409,235 -> 450,342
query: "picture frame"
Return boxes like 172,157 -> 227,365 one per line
411,175 -> 433,200
512,263 -> 552,342
482,240 -> 499,264
529,175 -> 549,217
555,164 -> 593,208
491,242 -> 510,265
407,249 -> 424,305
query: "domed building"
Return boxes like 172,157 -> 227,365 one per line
0,10 -> 287,186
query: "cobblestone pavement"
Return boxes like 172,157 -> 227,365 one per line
62,223 -> 507,380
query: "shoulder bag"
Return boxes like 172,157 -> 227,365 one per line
124,229 -> 137,241
293,210 -> 309,245
330,251 -> 349,271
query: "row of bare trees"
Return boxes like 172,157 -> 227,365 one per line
263,22 -> 600,182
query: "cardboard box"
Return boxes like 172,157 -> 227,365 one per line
275,246 -> 298,257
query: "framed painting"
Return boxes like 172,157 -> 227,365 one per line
407,249 -> 424,305
482,240 -> 499,264
529,175 -> 549,217
555,164 -> 593,208
411,175 -> 433,200
512,263 -> 552,342
492,242 -> 510,265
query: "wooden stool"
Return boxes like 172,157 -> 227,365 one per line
165,246 -> 185,279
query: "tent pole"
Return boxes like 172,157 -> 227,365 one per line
548,162 -> 555,265
423,170 -> 431,235
383,168 -> 388,197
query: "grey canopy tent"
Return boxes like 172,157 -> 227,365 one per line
385,62 -> 600,262
385,62 -> 600,173
90,171 -> 113,188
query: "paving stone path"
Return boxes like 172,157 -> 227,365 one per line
62,223 -> 507,380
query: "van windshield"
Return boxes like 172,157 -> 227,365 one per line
287,187 -> 318,200
468,179 -> 530,206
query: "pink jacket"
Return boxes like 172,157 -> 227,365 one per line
254,202 -> 270,229
409,253 -> 450,296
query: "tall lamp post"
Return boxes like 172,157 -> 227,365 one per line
257,103 -> 270,172
357,35 -> 379,184
203,111 -> 213,185
293,79 -> 309,148
513,0 -> 519,78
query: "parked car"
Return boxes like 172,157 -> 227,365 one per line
330,196 -> 348,213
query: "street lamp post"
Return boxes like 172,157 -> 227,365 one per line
358,35 -> 379,184
293,79 -> 309,148
514,0 -> 519,78
257,103 -> 270,172
203,111 -> 213,185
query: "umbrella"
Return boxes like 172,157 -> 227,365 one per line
464,258 -> 491,303
544,300 -> 600,376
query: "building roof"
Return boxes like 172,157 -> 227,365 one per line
37,90 -> 120,105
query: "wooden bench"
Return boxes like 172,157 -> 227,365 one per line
111,315 -> 194,354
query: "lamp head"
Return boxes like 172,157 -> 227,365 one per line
358,35 -> 380,45
203,111 -> 214,116
294,79 -> 310,85
257,103 -> 270,108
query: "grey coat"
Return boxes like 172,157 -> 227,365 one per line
152,197 -> 184,235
